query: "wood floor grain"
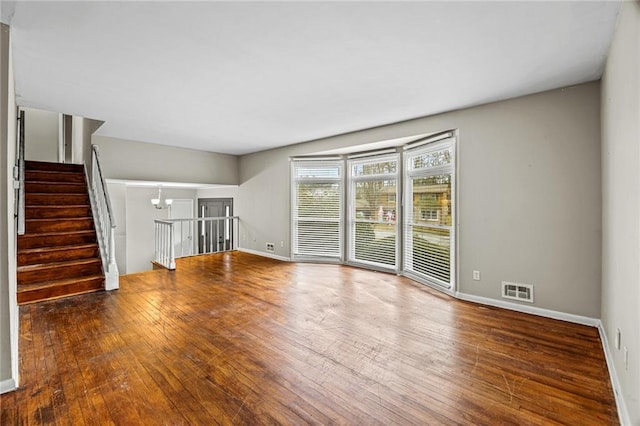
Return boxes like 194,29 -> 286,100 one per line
0,251 -> 618,425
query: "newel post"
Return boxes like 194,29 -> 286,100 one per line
105,227 -> 120,290
169,222 -> 176,270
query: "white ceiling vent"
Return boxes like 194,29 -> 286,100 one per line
502,281 -> 534,303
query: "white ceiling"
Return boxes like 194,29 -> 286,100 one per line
2,1 -> 620,155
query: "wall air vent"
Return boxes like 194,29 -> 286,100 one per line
501,281 -> 534,303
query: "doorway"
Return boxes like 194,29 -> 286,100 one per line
197,198 -> 233,253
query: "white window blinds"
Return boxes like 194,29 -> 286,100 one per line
403,138 -> 455,288
347,154 -> 399,269
291,160 -> 343,259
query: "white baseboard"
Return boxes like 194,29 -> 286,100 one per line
455,291 -> 600,327
597,322 -> 631,425
238,247 -> 291,262
0,378 -> 16,394
456,291 -> 629,424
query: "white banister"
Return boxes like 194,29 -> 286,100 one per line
89,145 -> 119,290
154,216 -> 239,270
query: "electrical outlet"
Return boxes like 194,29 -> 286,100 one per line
472,270 -> 481,281
266,242 -> 275,252
624,347 -> 629,370
615,328 -> 621,350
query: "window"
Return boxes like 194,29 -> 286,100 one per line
404,138 -> 455,288
420,193 -> 437,201
420,208 -> 439,221
347,154 -> 399,269
290,131 -> 456,291
291,160 -> 343,260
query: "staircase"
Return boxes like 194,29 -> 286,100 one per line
17,161 -> 104,304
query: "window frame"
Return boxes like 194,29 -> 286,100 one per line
289,131 -> 457,294
403,137 -> 456,290
290,158 -> 344,262
346,152 -> 400,272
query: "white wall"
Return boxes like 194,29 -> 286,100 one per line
238,82 -> 602,318
125,186 -> 197,274
21,110 -> 102,167
71,115 -> 83,164
107,184 -> 239,275
94,136 -> 239,185
601,1 -> 640,423
22,107 -> 58,162
94,135 -> 240,274
0,22 -> 17,393
0,21 -> 12,390
82,117 -> 103,173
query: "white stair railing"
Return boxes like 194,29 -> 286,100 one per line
154,220 -> 176,270
154,216 -> 239,270
89,145 -> 119,290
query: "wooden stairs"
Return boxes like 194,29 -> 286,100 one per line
17,161 -> 104,304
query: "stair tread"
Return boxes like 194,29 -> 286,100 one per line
25,181 -> 86,186
25,160 -> 83,168
18,243 -> 98,255
26,217 -> 93,222
27,205 -> 91,209
19,161 -> 103,304
17,275 -> 104,292
19,230 -> 95,237
26,169 -> 84,175
18,257 -> 102,272
26,193 -> 88,196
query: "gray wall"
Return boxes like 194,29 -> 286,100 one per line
601,1 -> 640,422
238,82 -> 602,318
94,136 -> 239,185
0,22 -> 16,391
23,107 -> 58,162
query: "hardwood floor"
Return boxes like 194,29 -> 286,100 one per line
0,251 -> 618,425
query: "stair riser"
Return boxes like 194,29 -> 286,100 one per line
18,246 -> 100,266
26,193 -> 90,205
18,161 -> 104,304
26,206 -> 92,219
26,219 -> 94,234
17,278 -> 104,305
25,182 -> 87,194
25,170 -> 86,184
18,232 -> 97,250
18,262 -> 103,285
25,161 -> 84,173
